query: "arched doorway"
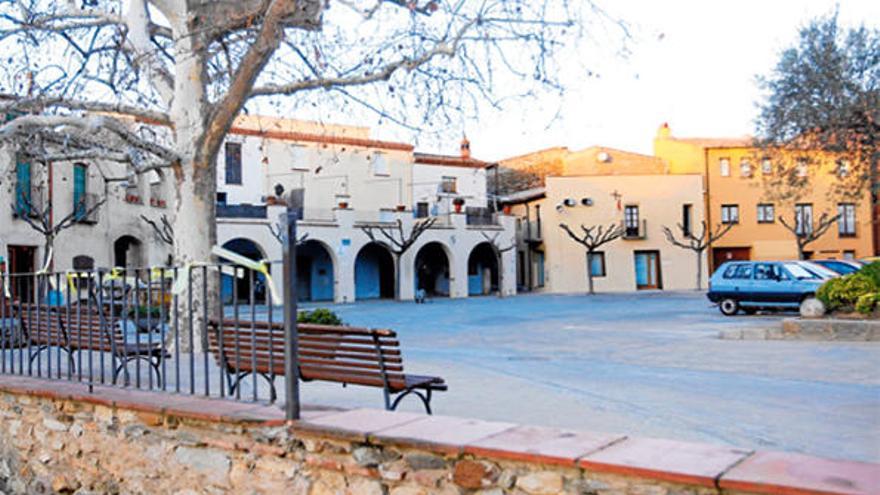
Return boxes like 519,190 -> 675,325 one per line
297,240 -> 335,302
221,238 -> 267,304
113,235 -> 142,269
468,242 -> 499,296
355,243 -> 395,300
414,242 -> 450,297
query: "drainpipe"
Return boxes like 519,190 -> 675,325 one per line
47,161 -> 54,271
526,204 -> 532,291
702,148 -> 713,273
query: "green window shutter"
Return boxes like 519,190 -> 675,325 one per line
15,160 -> 31,216
73,164 -> 87,219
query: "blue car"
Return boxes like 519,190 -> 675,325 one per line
707,261 -> 825,316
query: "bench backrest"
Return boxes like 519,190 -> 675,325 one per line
207,319 -> 408,390
15,303 -> 124,353
15,304 -> 67,347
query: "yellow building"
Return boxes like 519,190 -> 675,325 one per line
653,124 -> 876,268
503,147 -> 706,293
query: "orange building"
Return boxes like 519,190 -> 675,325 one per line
653,124 -> 876,268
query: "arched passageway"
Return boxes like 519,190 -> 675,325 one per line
467,242 -> 499,296
414,242 -> 450,297
297,240 -> 335,302
113,235 -> 142,269
221,238 -> 267,304
355,243 -> 395,300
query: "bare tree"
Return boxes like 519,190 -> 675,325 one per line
14,189 -> 106,270
267,222 -> 309,246
0,0 -> 622,349
662,221 -> 733,290
559,223 -> 623,295
141,213 -> 174,246
778,211 -> 839,260
359,218 -> 436,299
480,230 -> 515,298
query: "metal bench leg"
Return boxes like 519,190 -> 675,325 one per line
390,388 -> 433,415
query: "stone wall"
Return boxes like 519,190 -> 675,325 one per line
0,376 -> 876,495
720,318 -> 880,341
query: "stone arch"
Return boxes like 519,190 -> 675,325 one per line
414,241 -> 451,298
297,239 -> 335,302
467,242 -> 499,296
354,242 -> 395,300
221,238 -> 268,304
113,235 -> 142,269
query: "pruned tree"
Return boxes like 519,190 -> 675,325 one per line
141,213 -> 173,246
662,221 -> 733,290
267,222 -> 309,246
755,12 -> 879,208
559,223 -> 623,295
0,0 -> 623,349
13,185 -> 106,270
480,230 -> 515,298
359,217 -> 436,299
778,211 -> 840,260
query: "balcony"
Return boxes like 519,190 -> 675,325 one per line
622,219 -> 647,240
74,193 -> 100,224
521,220 -> 542,243
465,207 -> 498,226
216,204 -> 267,219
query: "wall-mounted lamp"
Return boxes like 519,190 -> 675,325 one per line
581,198 -> 593,206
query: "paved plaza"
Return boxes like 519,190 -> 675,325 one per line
298,292 -> 880,462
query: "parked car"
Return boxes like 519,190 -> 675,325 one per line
707,261 -> 825,316
795,261 -> 841,280
810,259 -> 864,275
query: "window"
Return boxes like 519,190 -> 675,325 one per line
682,204 -> 693,237
440,176 -> 457,194
624,205 -> 640,236
719,158 -> 731,177
796,158 -> 808,178
761,157 -> 773,175
795,204 -> 813,235
723,264 -> 753,279
837,160 -> 850,178
588,252 -> 606,277
843,250 -> 856,260
14,159 -> 32,216
371,153 -> 389,176
415,202 -> 429,218
739,159 -> 752,177
73,163 -> 87,220
838,203 -> 856,237
721,204 -> 739,224
757,203 -> 775,223
782,262 -> 822,280
224,142 -> 242,185
216,192 -> 228,205
754,263 -> 787,281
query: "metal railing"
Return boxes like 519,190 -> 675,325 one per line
1,204 -> 304,418
622,219 -> 647,240
466,207 -> 498,226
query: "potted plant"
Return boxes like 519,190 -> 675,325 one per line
452,197 -> 465,213
128,305 -> 163,333
502,204 -> 512,215
396,204 -> 406,212
338,201 -> 349,209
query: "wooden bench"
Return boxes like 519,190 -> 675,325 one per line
207,319 -> 447,413
13,302 -> 169,385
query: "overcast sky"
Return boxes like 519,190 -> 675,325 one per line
427,0 -> 880,161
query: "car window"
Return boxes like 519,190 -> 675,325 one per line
754,264 -> 779,280
783,263 -> 821,280
731,264 -> 753,279
722,265 -> 738,279
822,261 -> 858,274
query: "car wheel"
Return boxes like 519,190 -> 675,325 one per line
719,298 -> 739,316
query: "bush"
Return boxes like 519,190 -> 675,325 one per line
298,308 -> 344,326
816,273 -> 879,312
859,261 -> 880,286
855,293 -> 880,315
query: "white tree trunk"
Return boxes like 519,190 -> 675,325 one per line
695,250 -> 703,291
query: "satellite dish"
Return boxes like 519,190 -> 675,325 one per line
597,151 -> 611,163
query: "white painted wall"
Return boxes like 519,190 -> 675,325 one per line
412,164 -> 488,215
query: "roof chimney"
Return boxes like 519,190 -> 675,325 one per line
460,135 -> 471,159
656,122 -> 671,139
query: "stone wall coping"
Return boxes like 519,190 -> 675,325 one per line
2,376 -> 878,495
